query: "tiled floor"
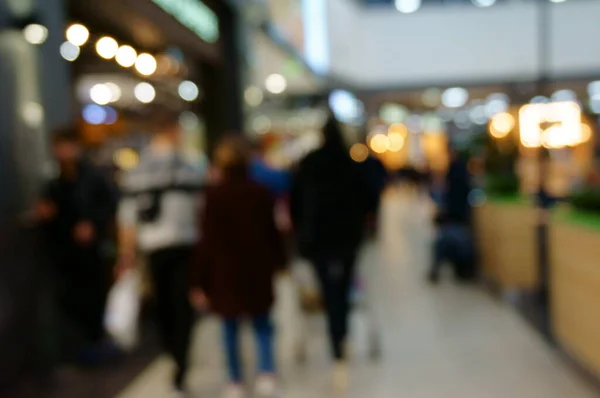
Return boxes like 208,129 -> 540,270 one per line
117,188 -> 598,398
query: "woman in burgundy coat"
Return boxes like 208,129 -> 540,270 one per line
190,135 -> 287,398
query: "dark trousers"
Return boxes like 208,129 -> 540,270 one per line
148,246 -> 194,388
56,245 -> 109,346
313,253 -> 357,360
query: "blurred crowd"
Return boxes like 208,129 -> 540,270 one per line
33,106 -> 472,398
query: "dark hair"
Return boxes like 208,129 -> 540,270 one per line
51,126 -> 80,144
322,114 -> 346,150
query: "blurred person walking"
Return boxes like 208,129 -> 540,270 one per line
116,108 -> 206,396
428,146 -> 475,283
189,135 -> 287,398
36,127 -> 117,364
290,116 -> 375,391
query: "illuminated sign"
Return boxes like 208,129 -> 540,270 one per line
519,102 -> 582,149
152,0 -> 219,43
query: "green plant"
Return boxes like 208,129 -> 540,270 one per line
485,173 -> 520,196
570,188 -> 600,213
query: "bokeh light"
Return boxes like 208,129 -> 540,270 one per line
472,0 -> 496,7
60,41 -> 80,62
490,112 -> 515,138
350,143 -> 369,163
90,84 -> 112,106
104,82 -> 122,103
245,86 -> 264,107
265,74 -> 287,94
96,37 -> 119,59
370,134 -> 390,154
395,0 -> 421,13
83,104 -> 107,125
114,148 -> 140,170
388,132 -> 405,152
116,45 -> 137,68
23,24 -> 48,45
134,82 -> 156,104
442,87 -> 469,108
66,24 -> 89,47
178,81 -> 200,102
135,53 -> 157,76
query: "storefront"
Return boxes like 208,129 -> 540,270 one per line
0,0 -> 242,391
66,0 -> 242,164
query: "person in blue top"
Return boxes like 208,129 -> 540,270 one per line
249,142 -> 291,197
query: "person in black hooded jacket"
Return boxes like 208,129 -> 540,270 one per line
291,115 -> 375,389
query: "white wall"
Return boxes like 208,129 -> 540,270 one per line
324,1 -> 600,88
549,1 -> 600,77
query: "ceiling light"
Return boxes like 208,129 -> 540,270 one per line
135,53 -> 157,76
116,45 -> 137,68
265,74 -> 287,94
472,0 -> 497,7
66,24 -> 89,47
104,82 -> 122,103
395,0 -> 421,14
96,37 -> 119,59
134,82 -> 156,104
90,84 -> 112,106
23,24 -> 48,45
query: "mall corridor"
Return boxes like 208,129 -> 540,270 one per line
117,189 -> 597,398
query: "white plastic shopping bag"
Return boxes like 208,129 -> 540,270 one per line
104,270 -> 141,351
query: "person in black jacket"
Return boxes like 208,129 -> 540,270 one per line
36,127 -> 117,363
291,116 -> 375,390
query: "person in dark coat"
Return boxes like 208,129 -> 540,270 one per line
36,127 -> 117,363
428,147 -> 475,283
290,116 -> 375,390
189,135 -> 287,398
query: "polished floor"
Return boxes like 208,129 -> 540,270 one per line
117,188 -> 598,398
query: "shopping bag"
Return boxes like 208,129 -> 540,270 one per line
104,270 -> 141,351
291,259 -> 322,313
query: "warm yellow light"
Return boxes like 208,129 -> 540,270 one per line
135,53 -> 157,76
350,143 -> 369,163
519,101 -> 581,149
490,112 -> 515,138
581,124 -> 592,143
116,45 -> 137,68
388,132 -> 405,152
66,24 -> 89,46
370,134 -> 390,154
96,37 -> 119,59
388,123 -> 408,136
113,148 -> 139,170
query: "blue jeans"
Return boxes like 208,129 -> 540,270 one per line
223,314 -> 275,382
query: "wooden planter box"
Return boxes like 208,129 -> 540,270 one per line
551,211 -> 600,379
474,200 -> 538,291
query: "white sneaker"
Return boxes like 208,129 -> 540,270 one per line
222,384 -> 245,398
331,361 -> 349,393
254,374 -> 279,397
